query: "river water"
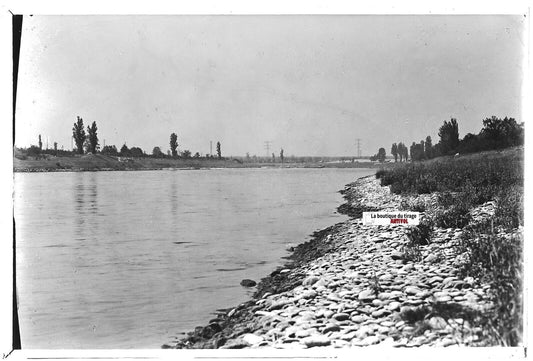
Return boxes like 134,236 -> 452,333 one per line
14,167 -> 374,349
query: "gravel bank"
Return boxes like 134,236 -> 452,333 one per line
165,175 -> 498,349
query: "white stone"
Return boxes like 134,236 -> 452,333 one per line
242,333 -> 264,345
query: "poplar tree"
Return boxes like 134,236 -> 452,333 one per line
72,116 -> 87,154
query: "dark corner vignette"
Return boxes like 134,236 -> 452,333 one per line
12,13 -> 22,351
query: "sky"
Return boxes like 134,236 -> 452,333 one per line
15,15 -> 526,157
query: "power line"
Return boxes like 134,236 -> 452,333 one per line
264,141 -> 272,157
355,138 -> 361,158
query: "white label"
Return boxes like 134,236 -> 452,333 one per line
362,212 -> 420,226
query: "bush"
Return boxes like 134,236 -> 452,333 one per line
400,199 -> 426,212
375,169 -> 387,179
435,207 -> 471,229
401,241 -> 422,262
406,218 -> 434,245
494,185 -> 524,229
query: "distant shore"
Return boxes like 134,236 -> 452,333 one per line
13,154 -> 381,173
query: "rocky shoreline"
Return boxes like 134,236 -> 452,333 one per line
164,175 -> 500,349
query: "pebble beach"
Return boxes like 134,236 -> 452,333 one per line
166,175 -> 514,349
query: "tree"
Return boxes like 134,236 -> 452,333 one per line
182,150 -> 192,158
425,136 -> 433,159
402,143 -> 409,161
170,133 -> 178,157
410,141 -> 425,161
38,135 -> 42,151
120,144 -> 130,157
53,142 -> 58,154
377,147 -> 386,162
480,116 -> 524,150
458,133 -> 481,154
25,145 -> 41,158
130,147 -> 144,157
438,118 -> 460,155
102,145 -> 118,156
152,146 -> 164,158
272,153 -> 275,163
391,143 -> 398,162
72,116 -> 87,154
87,121 -> 99,153
193,152 -> 201,158
397,142 -> 408,162
280,148 -> 284,163
216,141 -> 221,159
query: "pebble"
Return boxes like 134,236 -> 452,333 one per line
358,289 -> 376,301
391,251 -> 403,260
404,286 -> 422,295
295,329 -> 312,338
303,276 -> 320,286
351,315 -> 366,323
428,317 -> 447,330
387,301 -> 401,311
371,309 -> 390,318
302,336 -> 331,347
322,324 -> 341,333
242,334 -> 264,345
333,313 -> 350,321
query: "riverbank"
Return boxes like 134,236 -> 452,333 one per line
13,154 -> 379,172
166,160 -> 522,348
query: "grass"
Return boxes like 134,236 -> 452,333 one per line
377,147 -> 524,346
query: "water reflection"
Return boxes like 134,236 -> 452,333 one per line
87,172 -> 98,216
170,177 -> 178,217
73,173 -> 99,241
74,174 -> 85,235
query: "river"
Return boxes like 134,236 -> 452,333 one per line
14,167 -> 374,348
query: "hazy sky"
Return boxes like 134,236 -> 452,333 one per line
15,15 -> 525,156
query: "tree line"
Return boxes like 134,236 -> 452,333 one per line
371,116 -> 523,163
23,116 -> 226,160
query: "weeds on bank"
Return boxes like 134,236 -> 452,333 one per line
370,271 -> 383,295
401,218 -> 434,262
400,198 -> 427,213
401,301 -> 489,343
376,151 -> 523,198
378,150 -> 524,346
407,218 -> 434,245
455,190 -> 523,346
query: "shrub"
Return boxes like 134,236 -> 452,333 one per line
434,201 -> 472,229
406,218 -> 434,245
401,305 -> 430,324
400,198 -> 426,212
375,169 -> 387,179
494,185 -> 524,229
401,231 -> 423,262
